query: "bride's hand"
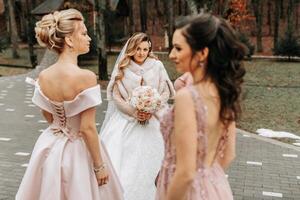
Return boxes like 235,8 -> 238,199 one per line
94,166 -> 109,186
136,110 -> 152,121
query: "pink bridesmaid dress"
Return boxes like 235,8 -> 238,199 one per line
156,86 -> 233,200
16,79 -> 123,200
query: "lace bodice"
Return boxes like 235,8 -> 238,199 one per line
159,86 -> 229,198
31,80 -> 102,141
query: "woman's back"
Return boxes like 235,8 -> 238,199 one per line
194,83 -> 227,167
156,86 -> 233,200
38,64 -> 95,102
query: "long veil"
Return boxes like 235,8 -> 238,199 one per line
99,41 -> 129,134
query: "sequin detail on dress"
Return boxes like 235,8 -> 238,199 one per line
156,86 -> 233,200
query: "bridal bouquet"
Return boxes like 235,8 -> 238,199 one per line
129,86 -> 161,125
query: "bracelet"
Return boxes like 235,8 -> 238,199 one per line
93,163 -> 106,173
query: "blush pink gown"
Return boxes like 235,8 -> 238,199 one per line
156,86 -> 233,200
16,80 -> 123,200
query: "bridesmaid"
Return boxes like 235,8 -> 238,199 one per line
16,9 -> 123,200
156,13 -> 247,200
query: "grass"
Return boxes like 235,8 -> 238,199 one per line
240,60 -> 300,137
62,58 -> 300,138
1,50 -> 299,138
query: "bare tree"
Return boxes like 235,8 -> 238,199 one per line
252,0 -> 263,52
5,0 -> 20,58
280,0 -> 284,19
95,0 -> 108,80
287,0 -> 294,30
274,0 -> 280,48
127,0 -> 134,34
296,3 -> 299,30
217,0 -> 230,16
139,0 -> 147,32
3,0 -> 10,36
25,0 -> 37,67
267,0 -> 272,35
166,0 -> 174,50
154,0 -> 163,16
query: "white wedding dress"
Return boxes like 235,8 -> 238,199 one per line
100,57 -> 175,200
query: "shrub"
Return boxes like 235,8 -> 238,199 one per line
273,29 -> 300,61
0,34 -> 9,53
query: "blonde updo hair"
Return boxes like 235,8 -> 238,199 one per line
35,8 -> 83,53
115,32 -> 157,82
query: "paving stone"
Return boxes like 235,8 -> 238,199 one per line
0,75 -> 300,199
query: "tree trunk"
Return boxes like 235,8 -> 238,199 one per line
127,0 -> 134,35
154,0 -> 163,16
19,1 -> 27,40
139,0 -> 147,32
95,0 -> 108,80
217,0 -> 228,15
184,0 -> 188,15
177,0 -> 192,15
296,4 -> 299,30
252,0 -> 263,52
178,0 -> 182,15
267,0 -> 272,35
3,0 -> 10,36
287,0 -> 294,30
25,0 -> 37,67
7,0 -> 20,58
280,0 -> 284,19
166,0 -> 174,50
274,0 -> 280,49
257,0 -> 263,52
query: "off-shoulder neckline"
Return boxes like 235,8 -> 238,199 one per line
36,80 -> 100,104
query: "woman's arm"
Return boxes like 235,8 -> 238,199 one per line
79,72 -> 108,186
166,89 -> 198,200
80,107 -> 108,185
157,60 -> 175,100
112,84 -> 137,117
218,122 -> 236,170
159,82 -> 171,104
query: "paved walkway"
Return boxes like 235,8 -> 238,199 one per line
0,74 -> 299,200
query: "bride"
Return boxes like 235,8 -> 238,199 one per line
100,32 -> 175,200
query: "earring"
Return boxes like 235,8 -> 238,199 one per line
198,61 -> 205,68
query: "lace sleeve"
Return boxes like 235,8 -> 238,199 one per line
157,61 -> 175,103
159,81 -> 171,104
112,84 -> 137,118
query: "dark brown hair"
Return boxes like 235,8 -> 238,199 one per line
175,13 -> 248,126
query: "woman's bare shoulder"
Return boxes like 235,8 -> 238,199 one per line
174,88 -> 194,107
76,69 -> 98,90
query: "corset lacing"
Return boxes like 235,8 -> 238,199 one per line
50,103 -> 80,141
